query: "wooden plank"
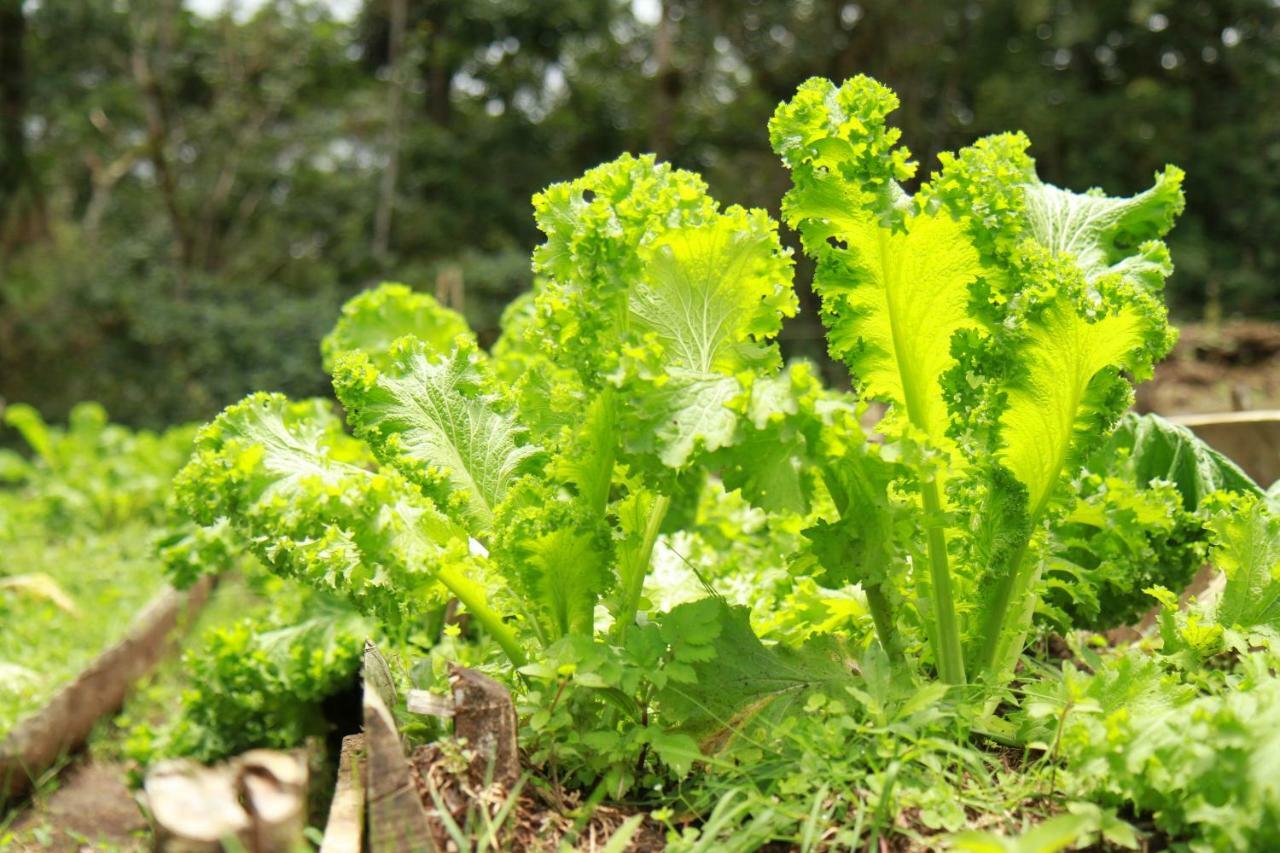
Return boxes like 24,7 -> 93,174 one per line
1170,409 -> 1280,486
320,733 -> 366,853
449,665 -> 519,789
362,643 -> 436,853
0,574 -> 215,802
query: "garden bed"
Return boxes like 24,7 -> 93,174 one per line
0,574 -> 214,802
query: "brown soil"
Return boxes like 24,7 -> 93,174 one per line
7,761 -> 148,851
1141,321 -> 1280,415
408,743 -> 667,852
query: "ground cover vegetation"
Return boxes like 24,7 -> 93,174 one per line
145,74 -> 1280,848
0,404 -> 193,734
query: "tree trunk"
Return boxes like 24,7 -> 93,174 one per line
649,1 -> 678,158
130,0 -> 193,295
374,0 -> 407,261
0,0 -> 49,256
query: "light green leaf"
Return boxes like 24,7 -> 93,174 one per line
790,204 -> 985,452
998,271 -> 1170,518
1023,167 -> 1185,293
333,339 -> 540,533
530,154 -> 795,473
173,393 -> 478,627
1207,496 -> 1280,630
631,211 -> 795,375
321,282 -> 473,372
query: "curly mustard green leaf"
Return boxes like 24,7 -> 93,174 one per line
1206,495 -> 1280,631
491,393 -> 618,642
172,392 -> 475,627
1023,166 -> 1185,294
998,264 -> 1173,518
531,154 -> 796,474
812,208 -> 987,452
531,154 -> 718,386
768,75 -> 915,228
712,363 -> 829,515
333,339 -> 541,534
632,209 -> 796,375
920,131 -> 1035,264
321,282 -> 473,372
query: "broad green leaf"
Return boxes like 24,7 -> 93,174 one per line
321,282 -> 473,372
1090,412 -> 1260,510
333,339 -> 540,533
998,276 -> 1170,517
1023,167 -> 1184,293
530,154 -> 795,473
657,598 -> 849,749
772,79 -> 971,442
173,392 -> 475,626
523,527 -> 607,639
631,211 -> 794,375
1207,496 -> 1280,630
713,365 -> 821,515
769,75 -> 915,220
530,154 -> 718,388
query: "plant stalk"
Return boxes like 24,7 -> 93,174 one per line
437,563 -> 527,667
863,582 -> 904,665
616,493 -> 672,639
971,538 -> 1030,678
921,480 -> 966,684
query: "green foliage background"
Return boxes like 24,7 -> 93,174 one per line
2,0 -> 1277,427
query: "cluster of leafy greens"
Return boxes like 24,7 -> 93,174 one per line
0,404 -> 200,734
167,74 -> 1280,845
124,580 -> 367,765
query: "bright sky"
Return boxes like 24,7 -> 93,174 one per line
186,0 -> 362,21
188,0 -> 657,24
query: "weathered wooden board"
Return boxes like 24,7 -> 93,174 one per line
362,643 -> 436,853
0,575 -> 215,802
320,733 -> 366,853
449,664 -> 519,789
1171,409 -> 1280,486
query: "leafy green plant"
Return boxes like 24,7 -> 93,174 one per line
167,75 -> 1276,845
764,75 -> 1189,684
124,584 -> 367,765
0,402 -> 196,533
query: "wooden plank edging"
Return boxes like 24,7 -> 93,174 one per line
320,733 -> 366,853
1169,409 -> 1280,486
361,642 -> 436,852
0,574 -> 215,801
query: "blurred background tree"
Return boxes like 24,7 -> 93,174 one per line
1,0 -> 1277,426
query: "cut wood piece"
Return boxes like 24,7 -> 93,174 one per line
320,734 -> 366,853
362,643 -> 436,852
449,665 -> 519,789
0,574 -> 215,802
145,749 -> 308,853
146,758 -> 250,852
238,749 -> 310,853
406,689 -> 454,717
1170,409 -> 1280,486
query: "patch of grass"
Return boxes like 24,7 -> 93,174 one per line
0,522 -> 169,734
